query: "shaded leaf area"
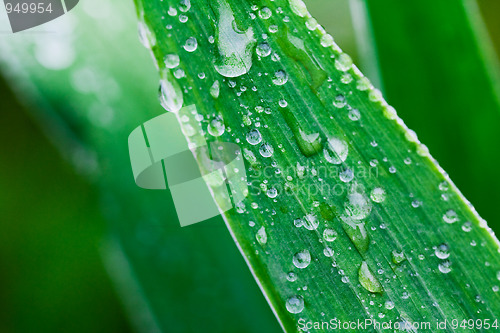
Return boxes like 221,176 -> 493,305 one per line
136,0 -> 500,331
0,0 -> 279,332
359,0 -> 500,233
0,76 -> 131,333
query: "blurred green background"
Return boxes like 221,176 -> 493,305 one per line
0,0 -> 498,332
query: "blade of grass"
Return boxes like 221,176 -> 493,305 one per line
135,0 -> 500,331
352,0 -> 500,234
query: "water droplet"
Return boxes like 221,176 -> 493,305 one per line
256,42 -> 271,57
179,14 -> 188,23
320,34 -> 334,47
168,7 -> 178,16
210,80 -> 220,98
293,250 -> 311,269
462,221 -> 472,232
339,167 -> 354,183
435,244 -> 450,259
287,272 -> 297,282
246,129 -> 262,145
295,129 -> 322,157
183,37 -> 198,52
303,214 -> 319,230
272,70 -> 288,85
323,229 -> 337,242
333,94 -> 346,108
159,69 -> 183,112
335,53 -> 353,72
438,261 -> 452,274
259,143 -> 274,157
258,7 -> 272,19
345,184 -> 372,220
214,1 -> 256,77
385,300 -> 395,310
324,137 -> 348,164
323,247 -> 334,257
138,21 -> 156,48
342,219 -> 369,254
370,187 -> 386,203
208,115 -> 225,136
256,226 -> 267,244
348,109 -> 360,121
359,261 -> 383,293
267,187 -> 278,198
179,0 -> 191,12
439,181 -> 449,191
164,54 -> 180,68
286,295 -> 304,314
392,250 -> 406,264
443,210 -> 459,224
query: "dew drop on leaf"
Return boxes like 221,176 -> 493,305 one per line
286,295 -> 304,314
293,250 -> 311,269
359,261 -> 383,293
246,128 -> 262,145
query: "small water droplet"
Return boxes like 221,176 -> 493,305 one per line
348,109 -> 360,121
287,272 -> 297,282
259,143 -> 274,157
256,42 -> 272,57
392,250 -> 406,264
435,243 -> 450,259
272,70 -> 288,85
443,210 -> 459,224
258,7 -> 272,19
339,167 -> 354,183
462,221 -> 472,232
323,247 -> 334,257
293,250 -> 311,269
333,94 -> 346,108
438,261 -> 452,274
370,187 -> 386,203
323,229 -> 337,242
256,226 -> 267,244
164,54 -> 180,68
210,80 -> 220,98
303,214 -> 319,230
208,115 -> 225,136
385,300 -> 395,310
335,53 -> 353,72
183,37 -> 198,52
324,137 -> 348,164
286,295 -> 304,314
246,129 -> 262,145
266,187 -> 278,198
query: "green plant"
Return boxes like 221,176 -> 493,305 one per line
134,0 -> 500,331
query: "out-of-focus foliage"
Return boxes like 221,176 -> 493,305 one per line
0,77 -> 131,333
356,0 -> 500,232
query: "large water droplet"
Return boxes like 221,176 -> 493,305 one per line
392,250 -> 406,265
359,261 -> 383,293
214,0 -> 256,77
303,214 -> 319,230
286,295 -> 304,314
323,229 -> 337,242
293,250 -> 311,269
210,80 -> 220,98
335,53 -> 353,72
256,42 -> 271,57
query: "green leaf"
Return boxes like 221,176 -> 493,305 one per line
0,1 -> 279,332
135,0 -> 500,331
354,0 -> 500,233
